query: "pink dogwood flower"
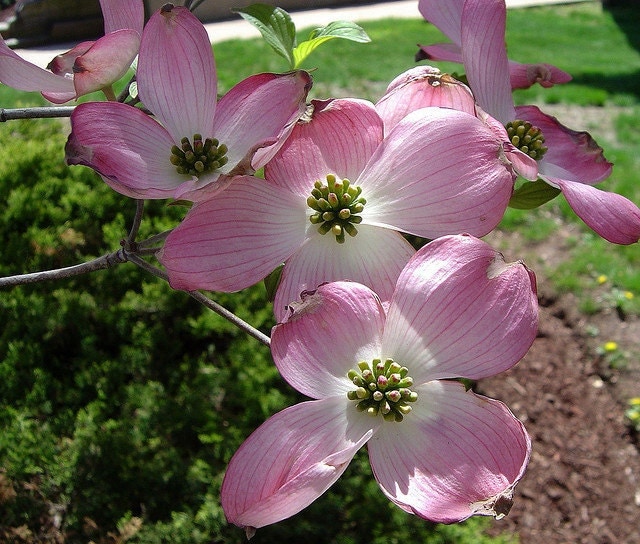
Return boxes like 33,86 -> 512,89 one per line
221,234 -> 537,534
416,0 -> 572,90
159,97 -> 529,319
65,5 -> 311,200
420,0 -> 640,244
0,0 -> 143,103
375,66 -> 537,181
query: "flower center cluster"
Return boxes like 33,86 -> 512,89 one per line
170,134 -> 228,177
505,120 -> 547,160
347,358 -> 418,422
307,174 -> 366,244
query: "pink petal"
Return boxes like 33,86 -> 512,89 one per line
508,60 -> 572,89
65,102 -> 180,199
376,66 -> 477,133
369,380 -> 530,523
273,225 -> 415,322
460,0 -> 515,123
552,178 -> 640,245
0,38 -> 75,103
221,397 -> 376,530
475,107 -> 538,181
418,0 -> 570,95
73,30 -> 140,97
361,107 -> 516,238
100,0 -> 144,35
47,41 -> 94,77
271,281 -> 386,399
138,5 -> 217,141
265,98 -> 383,197
158,176 -> 306,291
416,42 -> 463,64
516,105 -> 613,184
213,71 -> 312,174
383,234 -> 538,382
418,0 -> 464,45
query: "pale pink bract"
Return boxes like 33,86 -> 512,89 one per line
419,0 -> 640,244
416,0 -> 572,90
159,97 -> 527,319
221,234 -> 537,533
0,0 -> 143,103
65,5 -> 311,200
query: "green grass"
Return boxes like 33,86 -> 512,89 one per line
211,3 -> 640,105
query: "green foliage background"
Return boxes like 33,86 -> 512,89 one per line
1,2 -> 638,542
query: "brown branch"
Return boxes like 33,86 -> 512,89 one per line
0,249 -> 128,288
0,106 -> 75,122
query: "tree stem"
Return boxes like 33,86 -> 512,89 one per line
0,249 -> 128,288
0,106 -> 75,122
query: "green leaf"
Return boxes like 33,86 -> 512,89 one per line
263,263 -> 284,302
233,3 -> 296,68
293,21 -> 370,68
508,180 -> 561,210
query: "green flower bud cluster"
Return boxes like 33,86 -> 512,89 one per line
307,174 -> 366,244
347,358 -> 418,422
505,120 -> 548,160
170,134 -> 228,176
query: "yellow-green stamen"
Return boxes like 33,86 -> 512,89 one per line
307,174 -> 366,244
170,134 -> 228,177
505,120 -> 548,160
347,358 -> 418,422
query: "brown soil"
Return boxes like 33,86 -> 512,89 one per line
478,226 -> 640,544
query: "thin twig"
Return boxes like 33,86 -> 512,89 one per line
0,106 -> 75,122
0,249 -> 128,288
189,291 -> 271,347
136,229 -> 171,250
127,254 -> 271,347
126,200 -> 145,246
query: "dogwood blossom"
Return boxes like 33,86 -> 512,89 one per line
375,65 -> 537,182
221,234 -> 537,534
416,0 -> 571,90
65,5 -> 311,199
159,97 -> 528,319
0,0 -> 143,103
417,0 -> 640,244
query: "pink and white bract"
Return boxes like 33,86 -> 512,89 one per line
420,0 -> 640,244
221,234 -> 537,534
374,66 -> 539,181
0,0 -> 143,103
65,5 -> 311,200
416,0 -> 572,90
159,97 -> 528,319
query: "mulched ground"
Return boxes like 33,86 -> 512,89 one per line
478,231 -> 640,544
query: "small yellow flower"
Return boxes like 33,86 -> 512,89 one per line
624,291 -> 634,300
597,274 -> 607,284
629,397 -> 640,407
603,341 -> 618,352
